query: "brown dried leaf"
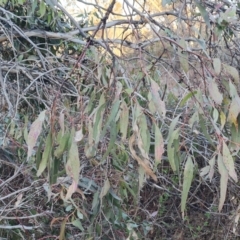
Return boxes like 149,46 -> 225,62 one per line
27,110 -> 46,161
218,153 -> 228,212
129,134 -> 157,182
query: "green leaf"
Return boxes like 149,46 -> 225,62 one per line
93,103 -> 106,145
36,138 -> 44,169
54,131 -> 70,158
178,38 -> 189,73
120,100 -> 129,141
92,191 -> 100,210
195,89 -> 204,114
100,178 -> 110,199
167,128 -> 179,172
167,114 -> 181,141
138,114 -> 150,154
194,0 -> 210,27
102,121 -> 117,161
220,111 -> 226,130
72,219 -> 84,231
66,132 -> 80,183
199,114 -> 214,146
39,1 -> 46,18
181,156 -> 194,218
109,188 -> 122,201
220,6 -> 237,23
154,123 -> 164,166
180,91 -> 197,107
100,99 -> 120,140
217,153 -> 228,212
189,111 -> 199,129
85,89 -> 96,114
213,108 -> 219,123
37,132 -> 52,176
77,210 -> 83,219
18,54 -> 24,61
208,156 -> 216,181
138,166 -> 145,190
162,0 -> 172,6
213,58 -> 221,75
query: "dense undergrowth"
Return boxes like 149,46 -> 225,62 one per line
1,0 -> 240,239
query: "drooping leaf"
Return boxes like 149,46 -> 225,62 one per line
66,133 -> 80,183
208,155 -> 216,182
195,89 -> 204,114
213,58 -> 221,75
213,108 -> 219,123
222,141 -> 238,182
225,64 -> 239,84
85,88 -> 96,114
102,121 -> 117,161
129,134 -> 157,182
167,114 -> 181,141
178,38 -> 189,73
208,79 -> 223,105
36,138 -> 44,169
220,6 -> 237,23
93,103 -> 106,145
230,115 -> 240,153
72,219 -> 84,231
100,178 -> 110,199
54,131 -> 70,158
218,153 -> 228,212
65,180 -> 78,201
85,120 -> 96,158
115,81 -> 123,100
37,132 -> 52,176
27,110 -> 46,161
220,111 -> 226,130
59,218 -> 67,240
39,1 -> 46,18
194,0 -> 210,27
138,113 -> 150,155
59,111 -> 65,135
181,156 -> 194,218
120,100 -> 129,141
167,128 -> 180,172
229,81 -> 238,98
200,155 -> 216,182
189,111 -> 199,129
100,99 -> 120,140
138,166 -> 145,190
154,123 -> 164,166
92,191 -> 100,210
199,114 -> 214,146
136,131 -> 149,160
228,97 -> 240,128
150,79 -> 166,118
180,91 -> 197,107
